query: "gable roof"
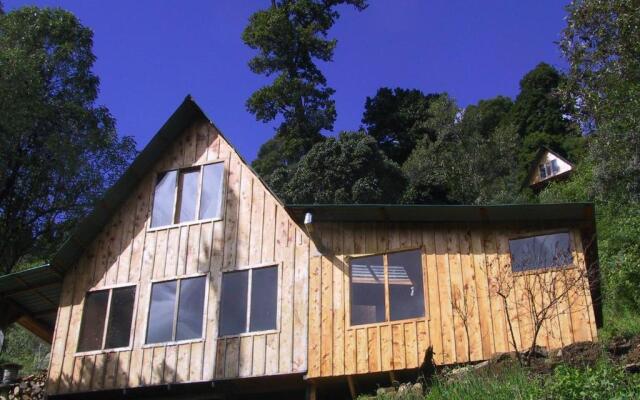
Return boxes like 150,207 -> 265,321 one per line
51,95 -> 286,275
525,146 -> 575,188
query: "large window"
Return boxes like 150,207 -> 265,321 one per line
150,162 -> 224,228
509,232 -> 574,272
219,266 -> 278,336
350,249 -> 425,326
77,286 -> 136,352
146,276 -> 207,344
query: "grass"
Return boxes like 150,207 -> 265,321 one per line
599,306 -> 640,343
425,366 -> 543,400
360,357 -> 640,400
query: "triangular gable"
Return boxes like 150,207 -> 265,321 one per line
526,146 -> 574,187
50,95 -> 290,276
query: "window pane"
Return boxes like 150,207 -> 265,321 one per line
199,163 -> 224,220
350,255 -> 385,325
551,159 -> 559,174
249,267 -> 278,332
176,277 -> 206,341
176,169 -> 200,223
151,170 -> 177,228
219,271 -> 248,336
77,290 -> 109,352
105,286 -> 136,349
509,232 -> 574,272
146,280 -> 177,344
388,250 -> 425,321
539,165 -> 546,179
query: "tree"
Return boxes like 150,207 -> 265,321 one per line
361,88 -> 442,164
561,0 -> 640,201
506,63 -> 584,180
243,0 -> 367,186
281,131 -> 406,204
402,94 -> 522,204
0,7 -> 136,274
459,95 -> 513,139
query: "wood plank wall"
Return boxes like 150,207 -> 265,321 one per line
306,222 -> 597,378
46,119 -> 309,395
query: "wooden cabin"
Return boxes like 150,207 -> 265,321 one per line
527,146 -> 575,191
0,97 -> 601,399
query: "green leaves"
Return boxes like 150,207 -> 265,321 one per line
0,7 -> 136,274
561,0 -> 640,202
244,0 -> 366,181
281,131 -> 405,204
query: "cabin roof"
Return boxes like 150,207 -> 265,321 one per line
288,202 -> 595,226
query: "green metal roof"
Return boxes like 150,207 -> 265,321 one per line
287,202 -> 595,226
0,264 -> 62,341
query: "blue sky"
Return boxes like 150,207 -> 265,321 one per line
7,1 -> 569,162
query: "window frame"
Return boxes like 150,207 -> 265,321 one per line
218,263 -> 281,339
148,160 -> 226,231
143,273 -> 209,348
75,283 -> 138,356
507,229 -> 578,276
347,247 -> 428,329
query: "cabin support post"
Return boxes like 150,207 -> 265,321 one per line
306,382 -> 317,400
347,375 -> 357,399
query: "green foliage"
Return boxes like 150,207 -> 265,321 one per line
561,0 -> 640,201
361,88 -> 442,164
459,95 -> 513,138
597,204 -> 640,314
0,7 -> 136,274
281,131 -> 405,204
548,361 -> 640,400
2,325 -> 50,374
509,63 -> 574,138
402,95 -> 524,205
506,63 -> 585,181
424,367 -> 543,400
244,0 -> 366,180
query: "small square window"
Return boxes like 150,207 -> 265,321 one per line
350,249 -> 426,326
219,266 -> 278,336
146,276 -> 206,344
77,286 -> 136,352
539,165 -> 547,179
509,232 -> 574,272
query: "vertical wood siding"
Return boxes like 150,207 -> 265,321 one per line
306,223 -> 597,378
47,119 -> 309,395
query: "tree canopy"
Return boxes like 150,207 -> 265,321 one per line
561,0 -> 640,202
244,0 -> 367,188
281,131 -> 405,204
0,7 -> 136,274
361,88 -> 442,164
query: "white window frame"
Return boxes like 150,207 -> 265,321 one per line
218,263 -> 281,339
75,283 -> 138,356
148,160 -> 226,231
143,273 -> 209,348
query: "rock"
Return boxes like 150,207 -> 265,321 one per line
554,341 -> 602,368
411,382 -> 423,394
608,337 -> 632,356
624,363 -> 640,373
526,345 -> 549,359
376,387 -> 395,396
396,383 -> 412,396
473,360 -> 490,371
